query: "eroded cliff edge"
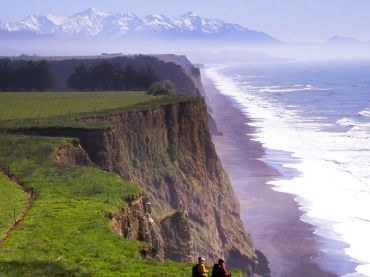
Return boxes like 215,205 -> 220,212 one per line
78,99 -> 257,268
21,98 -> 270,275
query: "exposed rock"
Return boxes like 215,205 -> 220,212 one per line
254,249 -> 272,277
160,210 -> 192,262
111,196 -> 165,260
208,113 -> 223,136
55,140 -> 94,166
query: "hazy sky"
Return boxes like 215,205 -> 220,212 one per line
1,0 -> 370,43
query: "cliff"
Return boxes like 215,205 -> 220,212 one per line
153,54 -> 204,96
154,54 -> 222,135
20,98 -> 263,274
77,98 -> 257,271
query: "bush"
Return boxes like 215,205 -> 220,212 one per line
147,80 -> 176,96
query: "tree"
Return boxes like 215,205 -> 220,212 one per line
67,61 -> 161,92
90,61 -> 124,90
147,80 -> 176,96
140,66 -> 160,89
12,60 -> 53,91
16,61 -> 36,91
33,60 -> 54,91
123,64 -> 138,90
67,64 -> 90,91
0,59 -> 12,91
162,80 -> 176,95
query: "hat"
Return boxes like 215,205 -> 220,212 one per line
198,257 -> 205,262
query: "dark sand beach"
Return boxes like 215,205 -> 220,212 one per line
201,70 -> 340,277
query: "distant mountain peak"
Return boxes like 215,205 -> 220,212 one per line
71,8 -> 108,18
326,35 -> 362,45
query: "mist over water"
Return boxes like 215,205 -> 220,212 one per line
2,37 -> 370,63
205,61 -> 370,277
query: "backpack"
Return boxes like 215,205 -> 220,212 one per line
211,263 -> 221,277
192,264 -> 201,277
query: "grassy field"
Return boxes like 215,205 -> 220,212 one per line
0,91 -> 196,130
0,91 -> 154,121
0,172 -> 28,237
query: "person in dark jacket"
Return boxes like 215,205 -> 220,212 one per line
213,259 -> 231,277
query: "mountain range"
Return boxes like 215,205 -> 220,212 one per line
0,8 -> 280,43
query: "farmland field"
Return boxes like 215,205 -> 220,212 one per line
0,91 -> 153,121
0,91 -> 196,130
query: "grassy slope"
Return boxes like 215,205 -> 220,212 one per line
0,92 -> 242,277
0,135 -> 194,276
0,173 -> 28,237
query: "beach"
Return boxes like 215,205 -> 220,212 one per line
201,69 -> 341,277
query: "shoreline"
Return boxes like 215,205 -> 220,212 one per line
201,68 -> 340,277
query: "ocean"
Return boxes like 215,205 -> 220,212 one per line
205,61 -> 370,277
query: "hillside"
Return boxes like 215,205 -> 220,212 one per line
0,90 -> 269,276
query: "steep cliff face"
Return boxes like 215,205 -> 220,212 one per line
19,98 -> 264,274
73,98 -> 257,272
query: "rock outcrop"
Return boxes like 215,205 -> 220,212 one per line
111,196 -> 166,260
160,210 -> 193,262
55,139 -> 94,166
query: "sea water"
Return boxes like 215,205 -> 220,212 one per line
205,61 -> 370,277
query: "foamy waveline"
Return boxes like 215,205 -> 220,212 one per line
258,84 -> 330,93
358,109 -> 370,117
205,66 -> 370,277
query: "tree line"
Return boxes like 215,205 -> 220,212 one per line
0,59 -> 53,91
67,61 -> 160,91
0,58 -> 177,94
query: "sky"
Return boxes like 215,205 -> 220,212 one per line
1,0 -> 370,43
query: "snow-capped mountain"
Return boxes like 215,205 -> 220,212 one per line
0,8 -> 279,43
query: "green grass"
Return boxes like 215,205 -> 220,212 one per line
0,173 -> 28,236
0,134 -> 195,276
0,91 -> 153,121
0,91 -> 197,130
